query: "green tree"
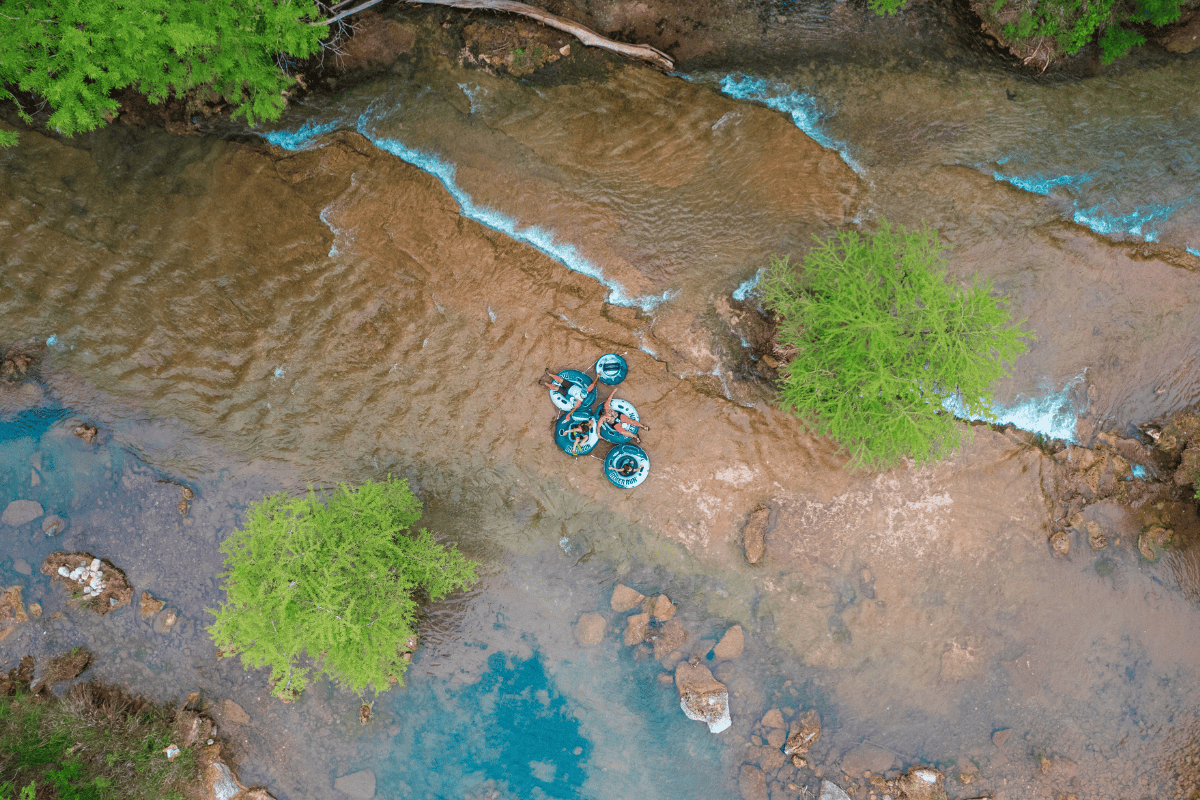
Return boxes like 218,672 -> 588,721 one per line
0,0 -> 330,145
761,220 -> 1032,471
208,477 -> 479,700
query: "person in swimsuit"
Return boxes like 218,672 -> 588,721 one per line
563,418 -> 595,439
540,368 -> 597,415
617,459 -> 639,477
599,388 -> 648,443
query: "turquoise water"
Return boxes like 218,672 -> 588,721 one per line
374,647 -> 728,799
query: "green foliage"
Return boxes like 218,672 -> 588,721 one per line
208,477 -> 479,699
1099,26 -> 1147,61
761,220 -> 1032,471
0,0 -> 328,144
994,0 -> 1184,63
0,685 -> 198,799
868,0 -> 910,15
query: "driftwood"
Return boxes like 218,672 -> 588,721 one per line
318,0 -> 674,71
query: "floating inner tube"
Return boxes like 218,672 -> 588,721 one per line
604,444 -> 649,488
594,353 -> 628,386
599,398 -> 640,444
554,409 -> 600,457
548,368 -> 597,413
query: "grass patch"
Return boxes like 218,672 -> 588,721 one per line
0,681 -> 202,799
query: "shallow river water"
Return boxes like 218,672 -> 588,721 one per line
2,6 -> 1200,800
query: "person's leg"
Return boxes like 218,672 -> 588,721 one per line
617,413 -> 645,431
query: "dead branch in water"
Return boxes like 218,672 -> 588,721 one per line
409,0 -> 673,70
317,0 -> 674,71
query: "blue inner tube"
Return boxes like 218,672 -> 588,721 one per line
554,409 -> 600,456
599,398 -> 640,444
548,368 -> 597,413
594,353 -> 628,386
604,444 -> 649,488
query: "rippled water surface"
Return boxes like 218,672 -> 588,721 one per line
2,8 -> 1200,799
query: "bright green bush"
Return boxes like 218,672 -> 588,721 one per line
993,0 -> 1186,64
0,0 -> 328,142
761,221 -> 1032,471
208,477 -> 479,700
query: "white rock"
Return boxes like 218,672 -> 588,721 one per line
58,566 -> 70,577
90,558 -> 100,571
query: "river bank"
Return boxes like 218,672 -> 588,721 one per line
3,5 -> 1200,799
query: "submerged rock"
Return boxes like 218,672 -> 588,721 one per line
610,583 -> 645,612
742,505 -> 770,564
650,617 -> 688,660
72,423 -> 98,444
574,612 -> 605,645
2,499 -> 43,527
895,766 -> 947,800
223,700 -> 251,726
333,769 -> 376,798
819,781 -> 852,800
154,608 -> 179,634
1086,520 -> 1107,550
140,591 -> 166,620
760,708 -> 784,729
738,764 -> 768,800
0,586 -> 29,642
645,594 -> 676,621
675,662 -> 731,734
1049,529 -> 1071,556
713,624 -> 745,660
1138,525 -> 1173,561
784,709 -> 821,756
623,612 -> 651,646
41,514 -> 67,536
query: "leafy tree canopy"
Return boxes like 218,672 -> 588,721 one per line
0,0 -> 329,145
208,477 -> 479,700
869,0 -> 1187,64
761,220 -> 1033,471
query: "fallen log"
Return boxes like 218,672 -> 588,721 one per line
319,0 -> 674,71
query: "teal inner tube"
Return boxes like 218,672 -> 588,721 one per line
599,398 -> 640,444
548,368 -> 597,413
604,444 -> 649,488
594,353 -> 628,386
554,409 -> 600,456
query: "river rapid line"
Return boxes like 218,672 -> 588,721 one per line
2,4 -> 1200,799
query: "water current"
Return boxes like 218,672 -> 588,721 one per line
2,5 -> 1200,800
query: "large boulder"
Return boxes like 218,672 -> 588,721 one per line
675,662 -> 731,733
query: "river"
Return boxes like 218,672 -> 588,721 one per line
1,4 -> 1199,799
